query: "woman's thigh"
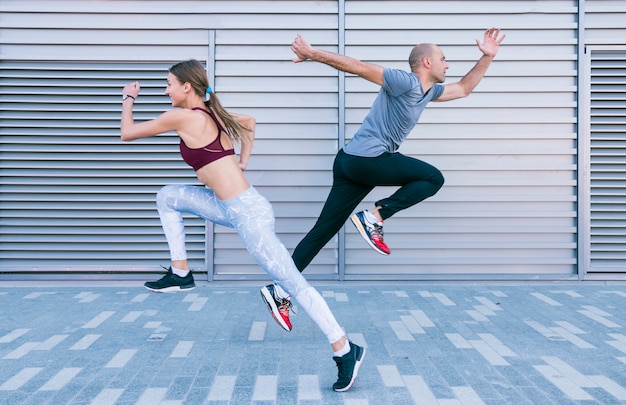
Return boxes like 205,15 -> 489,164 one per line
157,184 -> 232,227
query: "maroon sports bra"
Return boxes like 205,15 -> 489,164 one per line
180,107 -> 235,171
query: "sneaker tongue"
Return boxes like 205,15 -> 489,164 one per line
363,210 -> 380,224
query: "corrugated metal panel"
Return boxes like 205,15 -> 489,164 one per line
0,0 -> 583,279
588,50 -> 626,272
0,61 -> 204,272
582,0 -> 626,278
211,22 -> 341,277
340,0 -> 578,277
0,1 -> 341,277
584,0 -> 626,46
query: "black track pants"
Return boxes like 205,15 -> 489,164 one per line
292,148 -> 444,271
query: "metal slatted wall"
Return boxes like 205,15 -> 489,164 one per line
0,1 -> 339,278
341,1 -> 578,278
0,60 -> 199,275
0,0 -> 582,280
211,5 -> 341,278
582,0 -> 626,279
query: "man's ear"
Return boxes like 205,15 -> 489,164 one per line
423,57 -> 431,68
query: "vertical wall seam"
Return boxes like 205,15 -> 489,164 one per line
205,29 -> 217,281
338,0 -> 346,281
576,0 -> 589,281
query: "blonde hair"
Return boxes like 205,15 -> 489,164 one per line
169,59 -> 251,144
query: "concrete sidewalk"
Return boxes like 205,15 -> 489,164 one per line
0,280 -> 625,404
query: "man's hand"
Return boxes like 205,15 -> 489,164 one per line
476,28 -> 505,58
291,34 -> 313,63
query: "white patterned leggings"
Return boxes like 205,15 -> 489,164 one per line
156,184 -> 346,344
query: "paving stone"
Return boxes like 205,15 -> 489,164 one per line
0,282 -> 625,404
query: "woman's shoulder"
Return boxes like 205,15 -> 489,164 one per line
165,107 -> 197,116
159,107 -> 203,123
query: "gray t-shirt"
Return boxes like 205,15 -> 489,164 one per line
343,67 -> 444,157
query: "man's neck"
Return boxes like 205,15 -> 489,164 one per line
414,70 -> 435,93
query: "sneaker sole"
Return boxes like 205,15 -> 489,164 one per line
349,214 -> 390,256
144,284 -> 195,293
334,347 -> 366,392
260,287 -> 292,332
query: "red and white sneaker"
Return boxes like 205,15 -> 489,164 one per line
350,211 -> 391,255
260,284 -> 294,332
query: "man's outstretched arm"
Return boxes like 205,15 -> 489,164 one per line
291,34 -> 384,86
436,28 -> 505,102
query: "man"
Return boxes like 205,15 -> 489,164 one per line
261,28 -> 505,332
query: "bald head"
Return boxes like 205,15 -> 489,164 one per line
409,43 -> 437,70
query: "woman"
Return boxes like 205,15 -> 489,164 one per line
120,59 -> 364,392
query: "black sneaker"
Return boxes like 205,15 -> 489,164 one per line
333,341 -> 366,392
144,267 -> 195,293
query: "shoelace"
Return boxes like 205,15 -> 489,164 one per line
334,351 -> 353,380
369,223 -> 385,242
278,296 -> 297,315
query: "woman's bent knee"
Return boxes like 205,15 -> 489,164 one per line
156,184 -> 185,209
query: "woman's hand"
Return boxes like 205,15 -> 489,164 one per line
122,81 -> 141,99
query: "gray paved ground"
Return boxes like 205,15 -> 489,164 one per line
0,280 -> 625,404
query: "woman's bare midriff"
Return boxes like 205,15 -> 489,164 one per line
194,155 -> 250,200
